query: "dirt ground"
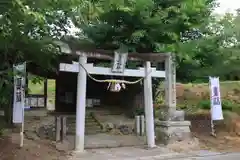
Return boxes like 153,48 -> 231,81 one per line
1,104 -> 240,160
0,134 -> 67,160
196,132 -> 240,152
0,110 -> 69,160
2,129 -> 240,160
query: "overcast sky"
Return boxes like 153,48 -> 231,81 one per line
215,0 -> 240,14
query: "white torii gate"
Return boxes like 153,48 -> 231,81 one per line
59,52 -> 175,152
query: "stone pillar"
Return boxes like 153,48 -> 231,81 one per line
144,61 -> 156,148
164,53 -> 176,118
75,54 -> 87,152
61,116 -> 67,141
55,116 -> 61,142
155,54 -> 191,145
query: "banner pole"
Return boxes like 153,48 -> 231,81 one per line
20,62 -> 26,147
210,118 -> 216,137
12,62 -> 26,148
20,79 -> 24,147
209,77 -> 216,137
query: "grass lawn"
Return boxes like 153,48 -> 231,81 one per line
28,79 -> 55,95
28,79 -> 56,105
181,81 -> 240,92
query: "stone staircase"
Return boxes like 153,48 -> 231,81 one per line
67,113 -> 103,135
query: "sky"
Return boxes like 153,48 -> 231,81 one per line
215,0 -> 240,14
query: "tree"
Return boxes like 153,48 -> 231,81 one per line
0,0 -> 227,123
71,0 -> 217,53
0,0 -> 79,123
177,12 -> 240,82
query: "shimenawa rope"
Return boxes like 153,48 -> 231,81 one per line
79,63 -> 153,84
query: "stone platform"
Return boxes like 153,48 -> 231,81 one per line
92,113 -> 136,135
155,120 -> 191,145
67,148 -> 240,160
67,146 -> 185,160
56,133 -> 146,151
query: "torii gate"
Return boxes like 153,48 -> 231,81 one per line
59,50 -> 176,152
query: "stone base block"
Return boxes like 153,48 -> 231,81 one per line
155,120 -> 191,145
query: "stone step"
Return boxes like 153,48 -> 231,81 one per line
68,124 -> 100,128
66,114 -> 103,135
67,118 -> 98,123
67,128 -> 103,135
68,127 -> 102,132
68,120 -> 100,125
67,127 -> 102,131
68,118 -> 97,122
68,129 -> 103,134
67,118 -> 95,123
86,121 -> 98,124
86,122 -> 100,125
68,125 -> 102,130
67,122 -> 98,126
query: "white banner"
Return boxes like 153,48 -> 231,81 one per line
12,62 -> 26,123
209,77 -> 223,120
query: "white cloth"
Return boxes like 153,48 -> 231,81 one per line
209,77 -> 223,120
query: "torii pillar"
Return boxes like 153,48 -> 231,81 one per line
73,54 -> 160,151
75,54 -> 87,151
144,61 -> 155,148
74,55 -> 157,151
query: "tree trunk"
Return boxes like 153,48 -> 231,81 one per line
3,92 -> 13,126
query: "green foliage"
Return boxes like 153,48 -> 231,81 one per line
72,0 -> 217,53
177,12 -> 240,82
70,0 -> 240,83
1,0 -> 239,123
0,0 -> 80,124
154,81 -> 165,105
197,100 -> 211,110
197,99 -> 238,111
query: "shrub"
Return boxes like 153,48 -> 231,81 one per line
197,99 -> 237,111
178,104 -> 187,110
222,100 -> 235,111
197,100 -> 210,110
